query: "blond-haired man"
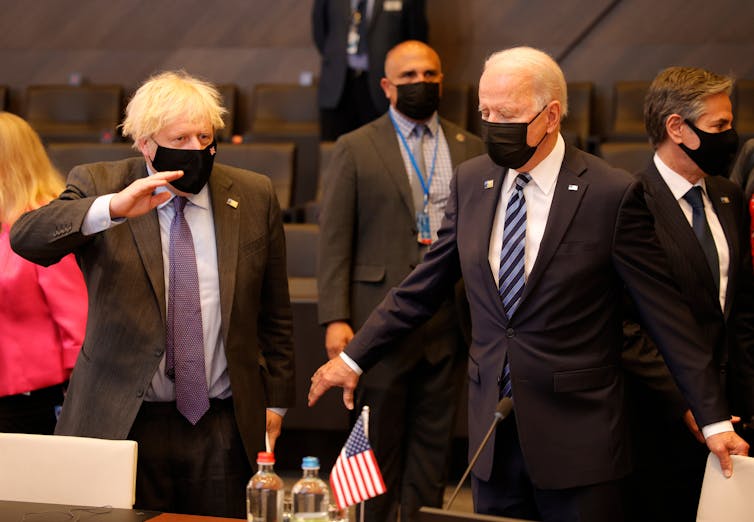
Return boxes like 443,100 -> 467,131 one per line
11,71 -> 294,518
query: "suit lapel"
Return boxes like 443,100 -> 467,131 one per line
209,168 -> 239,345
369,114 -> 417,217
707,177 -> 738,317
443,119 -> 469,167
127,161 -> 167,326
519,147 -> 588,305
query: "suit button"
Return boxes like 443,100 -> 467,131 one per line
154,349 -> 163,357
506,328 -> 515,338
136,389 -> 144,398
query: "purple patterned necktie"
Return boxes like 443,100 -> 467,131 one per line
166,196 -> 210,425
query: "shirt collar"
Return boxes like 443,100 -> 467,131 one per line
147,164 -> 211,210
653,153 -> 707,202
503,133 -> 565,197
389,105 -> 440,138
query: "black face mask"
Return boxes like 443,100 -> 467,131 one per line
152,140 -> 217,194
395,81 -> 440,121
679,120 -> 739,177
482,107 -> 548,170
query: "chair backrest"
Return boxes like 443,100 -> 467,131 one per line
46,142 -> 139,177
609,81 -> 651,141
439,84 -> 471,130
284,223 -> 319,278
216,83 -> 238,142
696,453 -> 754,521
734,79 -> 754,141
562,82 -> 594,149
0,433 -> 137,508
598,141 -> 654,174
250,83 -> 319,133
218,142 -> 296,209
25,84 -> 123,143
0,85 -> 7,111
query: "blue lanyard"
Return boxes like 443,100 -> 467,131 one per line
389,111 -> 439,208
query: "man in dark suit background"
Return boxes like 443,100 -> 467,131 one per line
10,71 -> 295,518
309,47 -> 749,522
312,0 -> 427,141
622,66 -> 754,522
317,40 -> 484,522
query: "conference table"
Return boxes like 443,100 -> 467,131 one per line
0,501 -> 245,522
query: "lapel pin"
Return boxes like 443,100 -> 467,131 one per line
456,132 -> 466,143
720,196 -> 730,204
484,179 -> 494,189
568,184 -> 579,191
226,198 -> 239,209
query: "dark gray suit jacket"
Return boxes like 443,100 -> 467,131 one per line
342,145 -> 729,490
312,0 -> 428,111
10,158 -> 295,466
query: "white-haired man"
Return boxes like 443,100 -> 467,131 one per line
11,71 -> 295,518
308,47 -> 749,521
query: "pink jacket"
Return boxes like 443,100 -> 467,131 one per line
1,223 -> 87,396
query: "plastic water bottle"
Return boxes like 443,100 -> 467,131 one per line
247,451 -> 285,522
291,456 -> 330,521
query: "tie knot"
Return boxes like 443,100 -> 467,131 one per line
414,124 -> 429,139
514,172 -> 531,191
683,186 -> 704,209
173,196 -> 188,213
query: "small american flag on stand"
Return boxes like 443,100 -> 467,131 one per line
330,408 -> 386,510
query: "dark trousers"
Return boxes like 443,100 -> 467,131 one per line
319,68 -> 383,141
357,301 -> 466,522
127,398 -> 252,518
472,414 -> 625,522
0,384 -> 63,434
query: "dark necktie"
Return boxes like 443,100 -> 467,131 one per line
498,173 -> 531,398
683,186 -> 720,291
166,196 -> 210,425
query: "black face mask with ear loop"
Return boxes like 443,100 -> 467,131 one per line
481,106 -> 548,169
151,140 -> 218,194
395,81 -> 441,121
678,120 -> 739,177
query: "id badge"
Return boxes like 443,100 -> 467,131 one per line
416,210 -> 432,245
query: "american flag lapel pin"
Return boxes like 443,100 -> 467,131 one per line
568,184 -> 579,191
226,198 -> 239,208
484,179 -> 494,189
720,196 -> 730,204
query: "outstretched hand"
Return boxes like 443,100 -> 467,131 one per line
109,170 -> 184,219
308,356 -> 360,409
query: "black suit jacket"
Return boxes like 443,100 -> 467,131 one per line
623,163 -> 754,418
343,144 -> 729,489
312,0 -> 428,111
10,158 -> 295,466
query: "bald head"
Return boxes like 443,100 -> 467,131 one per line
380,40 -> 443,120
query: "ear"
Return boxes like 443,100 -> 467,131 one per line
380,77 -> 391,99
665,113 -> 685,144
546,101 -> 562,133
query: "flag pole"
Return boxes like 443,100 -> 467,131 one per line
359,405 -> 369,522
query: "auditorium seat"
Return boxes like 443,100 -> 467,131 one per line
607,80 -> 651,142
439,84 -> 472,130
0,433 -> 137,509
248,83 -> 320,208
25,84 -> 123,143
597,141 -> 654,174
734,79 -> 754,142
46,142 -> 138,177
561,82 -> 595,151
303,140 -> 336,223
0,85 -> 7,111
216,83 -> 238,142
218,142 -> 296,211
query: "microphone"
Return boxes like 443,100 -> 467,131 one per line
445,397 -> 513,510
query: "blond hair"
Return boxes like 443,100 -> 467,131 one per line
121,70 -> 226,149
484,47 -> 569,118
0,112 -> 64,225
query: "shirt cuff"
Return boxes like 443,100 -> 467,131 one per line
340,352 -> 363,375
267,408 -> 287,417
81,194 -> 126,236
702,420 -> 734,439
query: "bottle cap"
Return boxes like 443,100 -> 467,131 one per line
257,451 -> 275,464
301,456 -> 320,469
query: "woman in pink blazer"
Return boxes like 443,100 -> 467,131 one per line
0,112 -> 87,433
